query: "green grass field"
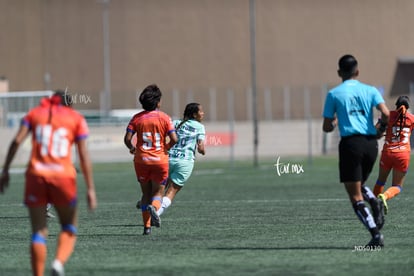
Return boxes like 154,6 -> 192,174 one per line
1,156 -> 414,275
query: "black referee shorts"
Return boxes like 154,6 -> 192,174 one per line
339,135 -> 378,183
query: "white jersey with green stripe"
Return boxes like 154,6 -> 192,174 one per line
169,119 -> 205,161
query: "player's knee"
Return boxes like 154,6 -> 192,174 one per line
141,204 -> 148,212
62,224 -> 77,235
31,233 -> 47,244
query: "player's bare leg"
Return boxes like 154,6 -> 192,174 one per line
373,168 -> 391,196
140,181 -> 152,235
147,181 -> 163,228
51,205 -> 78,276
344,181 -> 384,247
28,206 -> 48,276
378,170 -> 406,214
158,179 -> 182,216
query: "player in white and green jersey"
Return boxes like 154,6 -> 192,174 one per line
157,103 -> 206,216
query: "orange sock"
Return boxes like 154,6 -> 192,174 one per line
142,210 -> 151,227
151,196 -> 162,211
30,234 -> 47,276
56,230 -> 77,264
383,186 -> 401,200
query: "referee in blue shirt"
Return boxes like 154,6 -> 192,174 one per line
323,54 -> 390,247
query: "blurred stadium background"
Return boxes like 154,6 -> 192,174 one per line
1,0 -> 414,164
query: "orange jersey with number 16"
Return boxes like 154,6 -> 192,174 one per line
23,98 -> 89,178
126,110 -> 175,164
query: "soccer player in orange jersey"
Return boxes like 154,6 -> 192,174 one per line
373,95 -> 414,214
124,84 -> 178,235
0,91 -> 97,276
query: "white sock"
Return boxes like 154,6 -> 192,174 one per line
52,259 -> 64,275
157,196 -> 172,216
362,185 -> 376,200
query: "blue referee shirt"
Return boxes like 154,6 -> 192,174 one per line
322,79 -> 384,137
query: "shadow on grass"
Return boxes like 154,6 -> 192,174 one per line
97,224 -> 141,228
76,234 -> 143,237
210,246 -> 350,250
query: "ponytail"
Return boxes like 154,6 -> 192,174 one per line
395,105 -> 407,138
176,103 -> 200,131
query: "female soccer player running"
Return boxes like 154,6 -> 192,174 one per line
373,95 -> 414,213
157,103 -> 206,217
0,91 -> 97,276
124,84 -> 177,235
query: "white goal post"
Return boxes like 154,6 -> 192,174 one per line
0,90 -> 54,127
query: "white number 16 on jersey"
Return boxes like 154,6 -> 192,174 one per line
35,125 -> 70,158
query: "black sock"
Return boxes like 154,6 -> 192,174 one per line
352,201 -> 380,238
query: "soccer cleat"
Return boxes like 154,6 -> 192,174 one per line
51,260 -> 65,276
378,194 -> 388,215
46,204 -> 55,218
147,205 -> 161,228
143,227 -> 151,235
46,211 -> 55,218
371,198 -> 385,230
366,233 -> 384,248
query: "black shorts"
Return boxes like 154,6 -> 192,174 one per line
339,135 -> 378,183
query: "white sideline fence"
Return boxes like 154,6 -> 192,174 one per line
0,90 -> 392,166
0,121 -> 340,167
0,86 -> 331,126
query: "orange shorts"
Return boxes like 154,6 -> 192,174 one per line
24,173 -> 77,207
134,162 -> 169,185
380,150 -> 410,173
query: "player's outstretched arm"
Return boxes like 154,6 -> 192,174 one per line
77,139 -> 97,211
0,125 -> 30,194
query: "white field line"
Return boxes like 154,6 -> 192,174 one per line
4,196 -> 412,208
0,198 -> 347,207
193,169 -> 225,175
7,167 -> 246,176
9,168 -> 26,174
